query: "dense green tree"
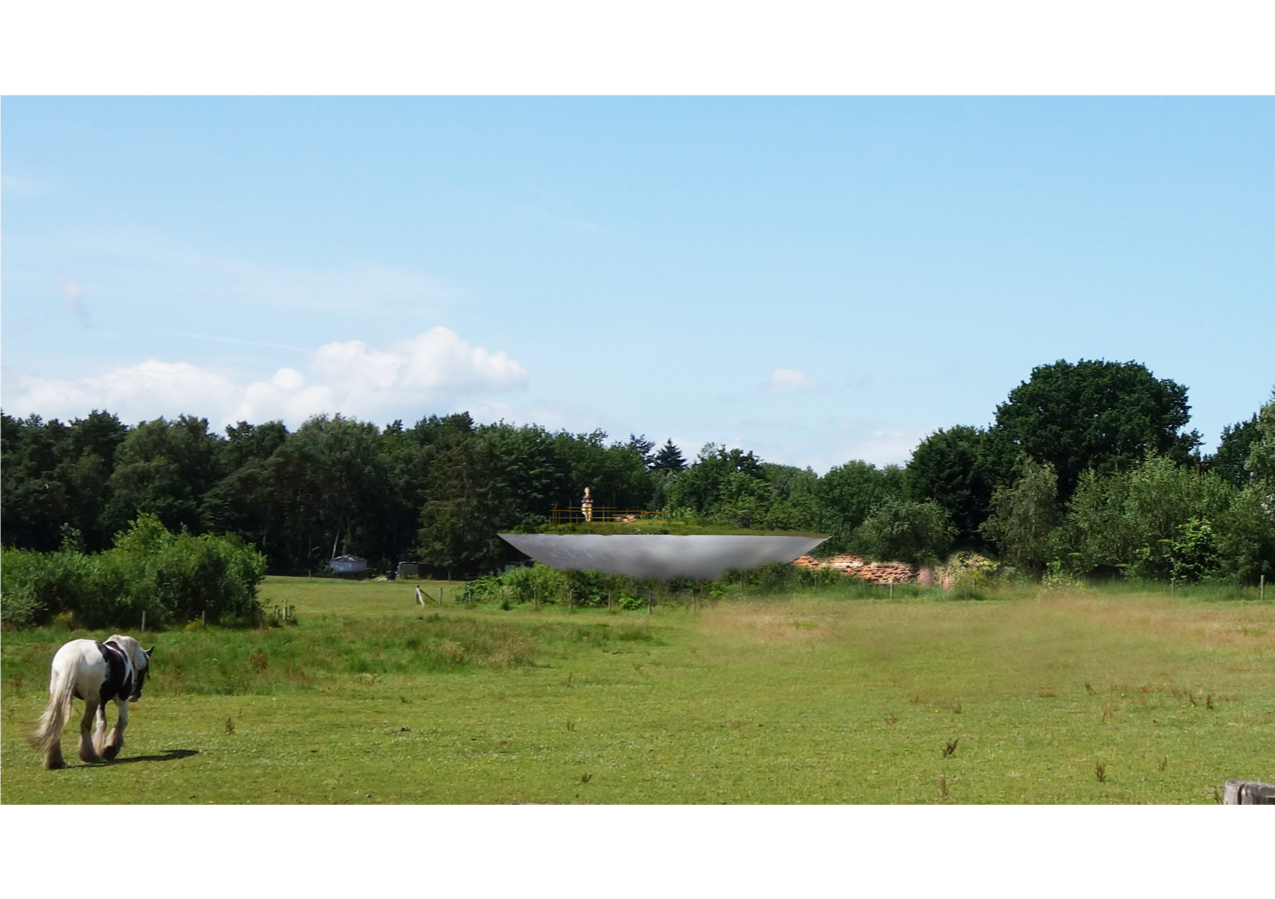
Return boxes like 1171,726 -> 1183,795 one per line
2,411 -> 130,552
1206,415 -> 1261,488
667,445 -> 764,519
1165,518 -> 1222,583
552,430 -> 653,512
627,434 -> 656,469
221,420 -> 289,469
201,420 -> 292,558
980,459 -> 1063,576
651,439 -> 686,473
992,359 -> 1200,501
373,413 -> 475,568
104,415 -> 226,538
1213,481 -> 1275,583
2,413 -> 70,551
266,414 -> 391,569
855,498 -> 956,566
905,426 -> 1000,547
753,464 -> 820,532
418,423 -> 572,575
1244,390 -> 1275,482
1060,453 -> 1237,580
1062,468 -> 1138,574
812,460 -> 905,554
58,411 -> 130,550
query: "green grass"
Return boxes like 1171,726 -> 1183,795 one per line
532,517 -> 827,538
3,576 -> 1272,803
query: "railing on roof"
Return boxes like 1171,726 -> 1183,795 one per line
549,504 -> 670,527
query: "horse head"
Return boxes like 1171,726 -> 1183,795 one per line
107,635 -> 154,701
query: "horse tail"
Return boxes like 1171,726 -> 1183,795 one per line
29,658 -> 77,753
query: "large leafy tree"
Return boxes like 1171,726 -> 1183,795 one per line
63,411 -> 135,548
905,425 -> 1001,547
754,463 -> 820,532
813,460 -> 905,553
2,410 -> 129,551
992,359 -> 1200,501
1206,414 -> 1261,488
1244,390 -> 1275,482
2,413 -> 72,551
552,430 -> 653,512
1214,482 -> 1275,584
104,415 -> 226,538
376,413 -> 475,566
1062,453 -> 1237,580
667,445 -> 765,519
417,423 -> 570,575
856,498 -> 956,566
979,459 -> 1063,576
201,420 -> 291,561
267,414 -> 391,569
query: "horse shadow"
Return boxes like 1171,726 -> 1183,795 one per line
107,748 -> 200,765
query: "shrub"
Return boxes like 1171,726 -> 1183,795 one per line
857,498 -> 957,567
0,514 -> 267,629
500,564 -> 571,605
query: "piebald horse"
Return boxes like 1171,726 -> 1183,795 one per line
30,635 -> 153,770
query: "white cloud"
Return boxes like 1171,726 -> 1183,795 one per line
765,367 -> 816,393
14,360 -> 240,424
5,327 -> 529,429
54,276 -> 92,327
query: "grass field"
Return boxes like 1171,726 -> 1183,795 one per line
3,576 -> 1272,804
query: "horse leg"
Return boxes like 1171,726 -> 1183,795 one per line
101,698 -> 128,760
44,726 -> 67,770
78,698 -> 104,764
93,702 -> 109,755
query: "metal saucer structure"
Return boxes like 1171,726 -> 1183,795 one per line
497,533 -> 827,580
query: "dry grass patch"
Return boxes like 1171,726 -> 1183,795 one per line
1031,592 -> 1275,652
698,599 -> 837,643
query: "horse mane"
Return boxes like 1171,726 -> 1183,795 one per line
106,635 -> 149,672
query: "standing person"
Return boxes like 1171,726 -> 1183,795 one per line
582,486 -> 594,522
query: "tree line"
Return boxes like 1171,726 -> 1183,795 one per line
3,359 -> 1272,585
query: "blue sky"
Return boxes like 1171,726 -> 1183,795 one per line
4,97 -> 1273,471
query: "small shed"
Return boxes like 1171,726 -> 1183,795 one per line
396,561 -> 420,579
329,554 -> 368,575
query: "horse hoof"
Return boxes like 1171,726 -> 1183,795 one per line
45,759 -> 67,770
102,746 -> 119,760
